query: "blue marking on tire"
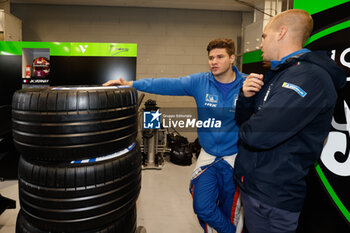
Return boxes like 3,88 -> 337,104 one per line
71,142 -> 136,164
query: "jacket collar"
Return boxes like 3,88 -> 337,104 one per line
271,48 -> 311,70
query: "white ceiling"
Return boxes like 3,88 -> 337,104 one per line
11,0 -> 258,12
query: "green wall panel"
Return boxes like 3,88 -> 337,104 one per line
0,41 -> 137,57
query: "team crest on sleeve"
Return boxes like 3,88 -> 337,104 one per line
205,94 -> 218,107
206,94 -> 218,103
282,82 -> 307,97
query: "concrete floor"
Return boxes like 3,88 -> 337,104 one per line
0,180 -> 18,233
0,158 -> 203,233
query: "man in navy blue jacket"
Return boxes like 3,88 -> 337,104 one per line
234,9 -> 347,233
104,39 -> 246,233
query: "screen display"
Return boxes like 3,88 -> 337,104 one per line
0,55 -> 22,106
49,56 -> 136,86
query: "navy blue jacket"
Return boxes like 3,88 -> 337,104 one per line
234,51 -> 347,212
133,66 -> 246,156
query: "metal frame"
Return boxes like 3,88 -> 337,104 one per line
140,128 -> 171,170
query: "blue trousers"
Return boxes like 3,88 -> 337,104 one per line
190,159 -> 239,233
241,191 -> 300,233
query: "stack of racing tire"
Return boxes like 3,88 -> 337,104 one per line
12,86 -> 142,233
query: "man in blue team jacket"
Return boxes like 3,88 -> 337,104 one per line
104,39 -> 246,233
234,9 -> 347,233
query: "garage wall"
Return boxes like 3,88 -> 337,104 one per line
11,4 -> 243,141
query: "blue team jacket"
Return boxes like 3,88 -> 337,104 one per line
133,66 -> 246,157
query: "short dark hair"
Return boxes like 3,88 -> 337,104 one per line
207,39 -> 235,56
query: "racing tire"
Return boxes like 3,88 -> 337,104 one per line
16,206 -> 137,233
17,142 -> 141,232
12,86 -> 138,161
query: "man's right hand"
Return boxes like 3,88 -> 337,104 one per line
242,73 -> 264,97
103,77 -> 133,87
